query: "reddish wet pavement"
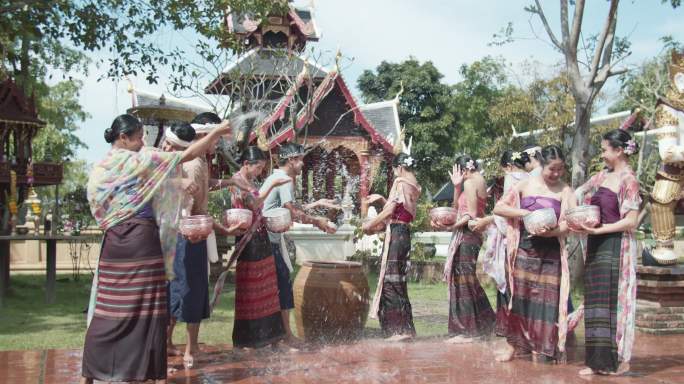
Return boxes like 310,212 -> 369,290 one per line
1,334 -> 683,383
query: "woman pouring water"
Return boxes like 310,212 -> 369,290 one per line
82,114 -> 232,384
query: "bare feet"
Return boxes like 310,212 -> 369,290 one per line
444,335 -> 475,344
610,362 -> 630,375
284,335 -> 305,349
182,353 -> 194,369
275,339 -> 300,352
385,334 -> 413,342
495,344 -> 515,363
579,368 -> 595,376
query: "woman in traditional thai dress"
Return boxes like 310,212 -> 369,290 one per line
471,150 -> 529,337
522,143 -> 543,177
574,129 -> 640,376
363,153 -> 422,341
228,146 -> 292,349
81,114 -> 231,384
433,155 -> 495,343
493,145 -> 574,363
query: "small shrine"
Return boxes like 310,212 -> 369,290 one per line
0,78 -> 63,234
208,1 -> 402,215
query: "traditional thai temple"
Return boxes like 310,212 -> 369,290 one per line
0,79 -> 63,232
206,0 -> 402,214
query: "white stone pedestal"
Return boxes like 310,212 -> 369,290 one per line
286,223 -> 356,265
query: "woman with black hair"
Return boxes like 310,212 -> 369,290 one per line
363,153 -> 422,341
433,155 -> 495,343
82,114 -> 232,384
574,129 -> 640,376
493,145 -> 575,363
522,143 -> 543,177
229,146 -> 292,349
473,150 -> 530,337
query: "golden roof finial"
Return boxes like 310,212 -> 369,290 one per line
393,81 -> 404,103
393,127 -> 406,155
334,47 -> 342,73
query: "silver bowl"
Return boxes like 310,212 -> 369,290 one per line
429,207 -> 458,227
263,208 -> 292,233
224,208 -> 253,230
523,208 -> 557,234
566,205 -> 600,230
179,215 -> 214,237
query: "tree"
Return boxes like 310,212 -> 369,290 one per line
357,58 -> 457,193
1,1 -> 288,93
482,64 -> 575,177
450,56 -> 510,156
358,57 -> 513,192
609,37 -> 683,192
514,0 -> 682,187
519,0 -> 636,187
32,80 -> 89,163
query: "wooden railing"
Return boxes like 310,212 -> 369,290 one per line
0,162 -> 63,186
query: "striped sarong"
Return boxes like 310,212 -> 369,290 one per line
584,232 -> 622,372
378,223 -> 416,337
448,228 -> 495,337
506,227 -> 562,360
82,218 -> 168,382
233,229 -> 285,348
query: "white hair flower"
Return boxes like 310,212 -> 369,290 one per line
403,156 -> 415,167
465,159 -> 476,170
511,151 -> 522,161
624,139 -> 637,155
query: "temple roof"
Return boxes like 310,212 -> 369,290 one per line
0,79 -> 44,127
227,5 -> 320,40
205,48 -> 328,94
259,71 -> 398,154
127,85 -> 212,122
359,100 -> 401,153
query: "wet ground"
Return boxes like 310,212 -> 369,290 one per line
1,333 -> 683,383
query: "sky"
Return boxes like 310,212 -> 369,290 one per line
72,0 -> 684,164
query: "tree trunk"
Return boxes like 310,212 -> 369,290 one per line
570,100 -> 591,188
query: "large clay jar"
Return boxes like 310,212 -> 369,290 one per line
293,261 -> 370,343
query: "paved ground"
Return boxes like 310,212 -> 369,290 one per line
1,333 -> 683,383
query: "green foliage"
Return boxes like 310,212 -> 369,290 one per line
610,53 -> 672,115
358,56 -> 509,192
410,242 -> 436,262
609,37 -> 681,191
358,58 -> 455,193
450,56 -> 509,155
32,80 -> 89,162
60,184 -> 93,233
479,65 -> 575,179
207,188 -> 233,221
1,0 -> 287,87
410,202 -> 434,233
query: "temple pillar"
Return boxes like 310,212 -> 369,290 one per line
325,165 -> 335,199
301,161 -> 309,202
359,150 -> 370,217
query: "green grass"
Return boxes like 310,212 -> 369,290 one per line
0,272 -> 585,351
0,273 -> 240,351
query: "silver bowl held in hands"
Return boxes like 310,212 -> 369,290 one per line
263,208 -> 292,233
523,208 -> 557,235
